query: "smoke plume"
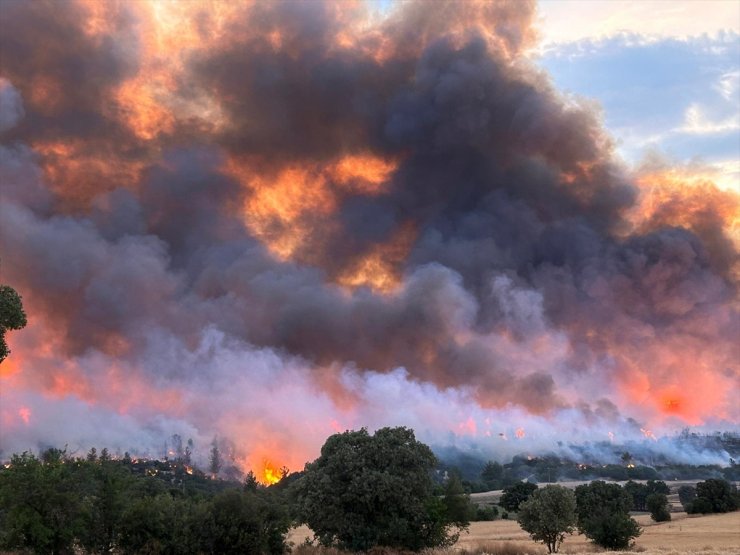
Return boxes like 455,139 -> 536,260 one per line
1,0 -> 738,479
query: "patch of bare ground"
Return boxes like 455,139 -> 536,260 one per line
289,512 -> 740,554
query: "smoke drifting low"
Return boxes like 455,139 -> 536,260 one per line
1,0 -> 738,477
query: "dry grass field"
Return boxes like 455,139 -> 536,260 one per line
288,511 -> 740,555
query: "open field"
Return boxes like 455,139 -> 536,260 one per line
289,512 -> 740,554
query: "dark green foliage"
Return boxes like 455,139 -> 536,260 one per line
293,427 -> 467,551
646,493 -> 671,522
480,460 -> 503,489
499,481 -> 538,512
624,480 -> 670,511
0,449 -> 83,555
442,473 -> 475,525
691,479 -> 738,513
517,485 -> 577,553
208,489 -> 289,555
473,504 -> 499,521
0,448 -> 290,554
575,481 -> 641,549
0,284 -> 27,363
646,479 -> 670,495
624,480 -> 648,511
678,485 -> 696,508
686,496 -> 714,514
581,510 -> 643,549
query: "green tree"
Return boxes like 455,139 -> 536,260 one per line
575,481 -> 641,549
678,485 -> 696,509
207,489 -> 289,555
693,479 -> 738,513
209,436 -> 222,476
294,427 -> 466,551
0,284 -> 27,363
442,473 -> 475,524
500,481 -> 538,512
646,479 -> 670,495
624,480 -> 648,511
118,493 -> 199,554
77,457 -> 135,554
517,485 -> 576,553
0,450 -> 81,555
646,492 -> 671,522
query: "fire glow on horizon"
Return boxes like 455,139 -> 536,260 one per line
0,0 -> 738,475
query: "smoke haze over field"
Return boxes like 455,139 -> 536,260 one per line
0,0 -> 738,479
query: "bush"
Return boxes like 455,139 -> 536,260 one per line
474,504 -> 499,521
646,493 -> 671,522
686,497 -> 713,514
575,481 -> 641,549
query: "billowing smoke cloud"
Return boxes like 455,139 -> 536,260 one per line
1,0 -> 738,478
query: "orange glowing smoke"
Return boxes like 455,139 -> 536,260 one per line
630,167 -> 740,278
337,221 -> 416,293
32,140 -> 147,208
515,427 -> 526,439
226,153 -> 405,291
18,407 -> 31,425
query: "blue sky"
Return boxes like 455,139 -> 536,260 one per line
535,1 -> 740,190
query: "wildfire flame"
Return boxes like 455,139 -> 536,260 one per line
261,460 -> 283,486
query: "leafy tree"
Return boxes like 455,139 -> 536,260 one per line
442,473 -> 475,524
0,284 -> 27,363
693,479 -> 738,513
500,481 -> 538,512
294,427 -> 467,551
624,480 -> 648,511
575,481 -> 641,549
0,450 -> 81,555
646,493 -> 671,522
517,485 -> 577,553
678,485 -> 696,508
118,493 -> 199,554
207,489 -> 289,555
646,479 -> 670,495
77,460 -> 134,553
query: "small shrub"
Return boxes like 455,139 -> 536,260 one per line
646,493 -> 671,522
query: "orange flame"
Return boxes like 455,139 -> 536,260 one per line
261,460 -> 283,486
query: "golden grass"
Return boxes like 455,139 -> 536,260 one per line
288,512 -> 740,555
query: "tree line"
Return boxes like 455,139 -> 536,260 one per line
1,427 -> 738,554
